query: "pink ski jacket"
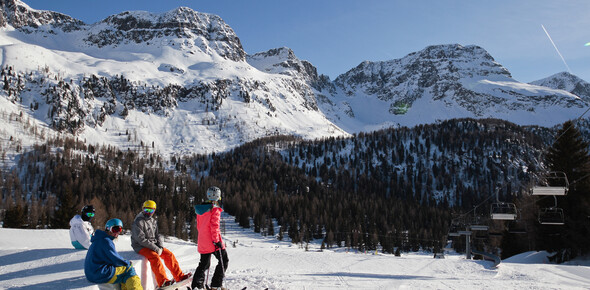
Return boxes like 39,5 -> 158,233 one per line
195,204 -> 225,254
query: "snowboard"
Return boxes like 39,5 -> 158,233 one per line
157,277 -> 192,290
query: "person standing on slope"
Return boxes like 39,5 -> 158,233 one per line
131,200 -> 191,288
84,218 -> 142,289
191,186 -> 229,290
69,205 -> 95,249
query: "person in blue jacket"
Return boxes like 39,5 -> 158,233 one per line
84,218 -> 143,290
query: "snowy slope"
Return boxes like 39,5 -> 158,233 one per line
1,213 -> 590,289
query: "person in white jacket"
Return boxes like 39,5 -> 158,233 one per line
69,205 -> 95,249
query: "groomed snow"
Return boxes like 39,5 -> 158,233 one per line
1,213 -> 589,289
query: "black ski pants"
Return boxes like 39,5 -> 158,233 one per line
192,248 -> 229,288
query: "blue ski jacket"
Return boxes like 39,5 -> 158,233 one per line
84,230 -> 130,283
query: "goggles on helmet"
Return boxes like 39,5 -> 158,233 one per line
110,226 -> 123,234
143,208 -> 155,214
85,212 -> 95,218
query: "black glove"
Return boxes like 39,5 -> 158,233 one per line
214,241 -> 222,250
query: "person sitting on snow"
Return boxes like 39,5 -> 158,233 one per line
84,218 -> 142,289
131,200 -> 191,288
69,205 -> 95,249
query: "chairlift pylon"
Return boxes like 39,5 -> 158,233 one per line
531,171 -> 569,196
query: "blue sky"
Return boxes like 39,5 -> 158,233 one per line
23,0 -> 590,83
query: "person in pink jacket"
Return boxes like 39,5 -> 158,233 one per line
191,186 -> 229,290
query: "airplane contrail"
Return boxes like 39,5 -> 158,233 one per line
541,24 -> 572,73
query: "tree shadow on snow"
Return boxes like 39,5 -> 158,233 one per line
304,272 -> 434,280
0,258 -> 84,281
8,276 -> 91,290
0,248 -> 81,267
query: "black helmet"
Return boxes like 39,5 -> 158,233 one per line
81,205 -> 95,221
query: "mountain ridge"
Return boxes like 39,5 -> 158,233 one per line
0,0 -> 588,157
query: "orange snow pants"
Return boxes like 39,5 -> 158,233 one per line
138,247 -> 183,287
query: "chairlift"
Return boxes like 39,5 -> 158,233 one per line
447,217 -> 465,238
488,231 -> 504,237
531,171 -> 569,196
469,225 -> 489,231
538,208 -> 565,225
471,213 -> 488,225
491,203 -> 518,220
473,229 -> 489,240
507,220 -> 527,234
538,196 -> 565,225
490,187 -> 518,220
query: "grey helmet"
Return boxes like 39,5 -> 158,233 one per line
206,186 -> 222,201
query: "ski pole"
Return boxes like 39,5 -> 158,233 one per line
218,247 -> 225,273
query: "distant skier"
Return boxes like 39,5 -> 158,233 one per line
131,200 -> 191,288
192,186 -> 229,290
69,205 -> 95,249
84,218 -> 142,289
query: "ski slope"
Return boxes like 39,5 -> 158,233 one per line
1,213 -> 590,289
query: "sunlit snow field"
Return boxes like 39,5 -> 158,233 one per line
1,213 -> 590,289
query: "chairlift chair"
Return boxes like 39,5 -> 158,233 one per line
507,220 -> 527,234
491,203 -> 518,220
538,207 -> 565,225
474,231 -> 489,240
531,171 -> 569,196
447,217 -> 465,238
490,187 -> 518,220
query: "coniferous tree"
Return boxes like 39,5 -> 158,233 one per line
51,187 -> 77,228
538,121 -> 590,262
3,203 -> 26,228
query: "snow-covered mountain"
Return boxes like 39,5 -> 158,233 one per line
530,71 -> 590,103
0,0 -> 347,157
0,0 -> 588,157
318,44 -> 589,133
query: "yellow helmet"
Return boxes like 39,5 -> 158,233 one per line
143,200 -> 156,209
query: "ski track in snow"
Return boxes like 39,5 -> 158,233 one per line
1,213 -> 590,289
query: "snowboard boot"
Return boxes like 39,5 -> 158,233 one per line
160,279 -> 174,287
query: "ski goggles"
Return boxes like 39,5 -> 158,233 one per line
110,226 -> 123,234
85,212 -> 95,218
143,208 -> 155,214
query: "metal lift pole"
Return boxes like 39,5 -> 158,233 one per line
466,233 -> 471,259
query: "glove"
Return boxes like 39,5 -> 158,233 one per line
156,247 -> 163,255
214,241 -> 222,250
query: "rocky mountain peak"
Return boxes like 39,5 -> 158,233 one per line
530,71 -> 590,103
85,6 -> 245,61
0,0 -> 83,30
334,44 -> 512,99
247,47 -> 332,91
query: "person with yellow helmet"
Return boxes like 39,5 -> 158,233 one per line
130,200 -> 191,288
